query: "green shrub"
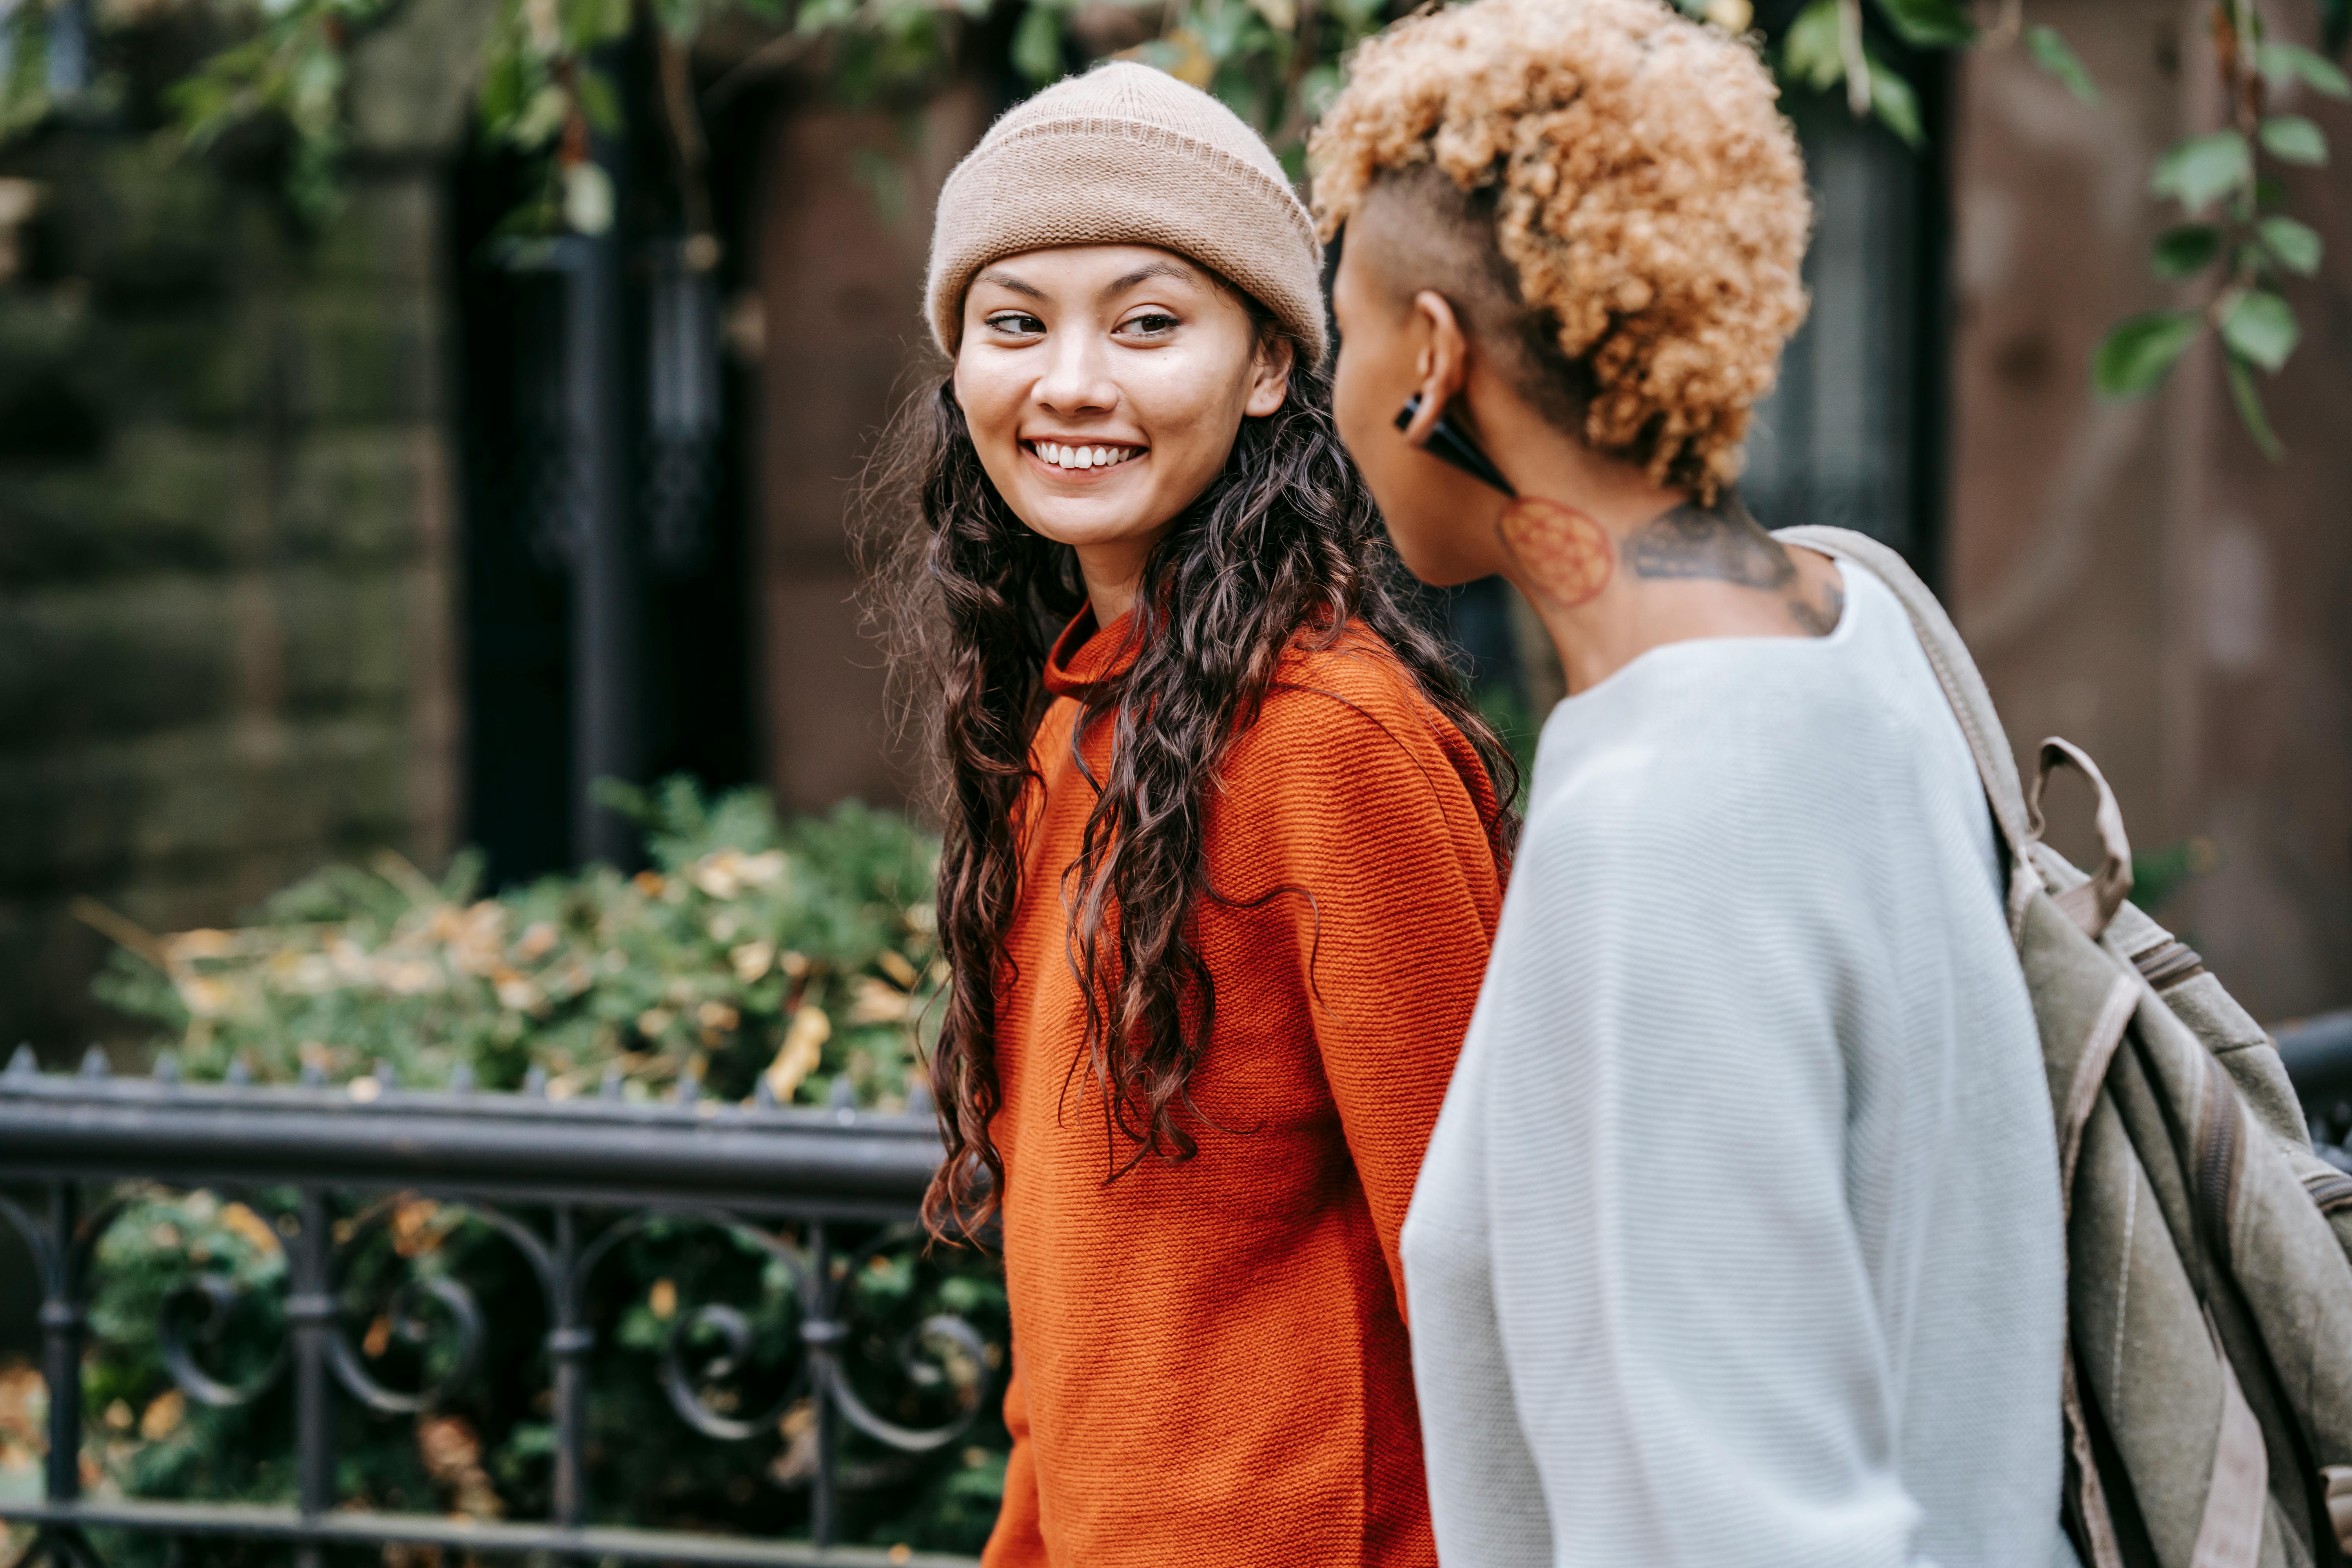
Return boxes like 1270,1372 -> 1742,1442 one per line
44,781 -> 1008,1560
92,778 -> 944,1109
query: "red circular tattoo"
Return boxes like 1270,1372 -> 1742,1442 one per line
1498,497 -> 1613,608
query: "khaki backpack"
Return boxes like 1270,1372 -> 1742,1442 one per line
1778,526 -> 2352,1568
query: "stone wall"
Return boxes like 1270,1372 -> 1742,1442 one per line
0,2 -> 478,1059
1949,0 -> 2352,1019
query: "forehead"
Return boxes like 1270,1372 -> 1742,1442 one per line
968,243 -> 1213,301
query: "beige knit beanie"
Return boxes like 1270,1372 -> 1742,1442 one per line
924,62 -> 1327,367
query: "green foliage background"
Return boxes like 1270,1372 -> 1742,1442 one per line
5,783 -> 1009,1559
4,0 -> 2343,443
92,778 -> 943,1108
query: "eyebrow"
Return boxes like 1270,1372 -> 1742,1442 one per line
973,257 -> 1199,309
975,269 -> 1046,299
1103,260 -> 1195,297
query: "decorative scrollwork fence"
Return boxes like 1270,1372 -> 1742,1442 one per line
0,1048 -> 990,1568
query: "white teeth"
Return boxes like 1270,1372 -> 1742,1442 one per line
1035,441 -> 1141,469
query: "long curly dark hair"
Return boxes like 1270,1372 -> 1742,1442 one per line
859,349 -> 1517,1237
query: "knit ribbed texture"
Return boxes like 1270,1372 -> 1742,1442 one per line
925,62 -> 1327,365
1402,563 -> 2071,1568
980,609 -> 1503,1568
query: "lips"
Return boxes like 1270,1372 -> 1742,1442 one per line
1026,439 -> 1145,473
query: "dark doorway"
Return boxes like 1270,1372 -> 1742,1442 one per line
448,94 -> 761,889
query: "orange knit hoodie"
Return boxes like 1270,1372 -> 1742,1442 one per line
980,606 -> 1506,1568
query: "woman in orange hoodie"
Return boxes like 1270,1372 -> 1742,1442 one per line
863,62 -> 1513,1568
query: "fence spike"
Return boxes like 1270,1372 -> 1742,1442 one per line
600,1064 -> 624,1101
676,1068 -> 702,1106
299,1061 -> 326,1087
154,1051 -> 181,1085
827,1077 -> 856,1112
523,1065 -> 548,1098
375,1058 -> 398,1091
449,1062 -> 476,1094
80,1044 -> 111,1079
905,1077 -> 933,1117
6,1044 -> 34,1077
753,1074 -> 778,1110
225,1058 -> 252,1086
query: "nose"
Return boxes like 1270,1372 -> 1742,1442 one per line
1031,328 -> 1118,420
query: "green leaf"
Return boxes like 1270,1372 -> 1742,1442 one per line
2220,289 -> 2300,370
510,83 -> 568,149
1783,0 -> 1846,91
1869,57 -> 1924,145
478,54 -> 525,127
2257,214 -> 2323,274
1011,4 -> 1065,84
2258,115 -> 2328,165
563,0 -> 634,47
2255,40 -> 2352,98
2025,23 -> 2098,102
573,67 -> 621,136
2223,353 -> 2285,460
794,0 -> 857,34
2149,224 -> 2221,278
2092,310 -> 2202,398
2149,130 -> 2251,212
1871,0 -> 1974,47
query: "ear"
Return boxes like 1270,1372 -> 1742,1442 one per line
1244,333 -> 1295,418
1399,291 -> 1471,448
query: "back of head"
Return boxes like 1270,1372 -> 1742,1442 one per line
1310,0 -> 1811,500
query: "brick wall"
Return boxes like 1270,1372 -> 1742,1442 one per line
0,1 -> 477,1060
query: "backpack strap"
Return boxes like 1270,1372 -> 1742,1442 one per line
1775,526 -> 2043,934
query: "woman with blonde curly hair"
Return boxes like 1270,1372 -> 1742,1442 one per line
1312,1 -> 2071,1564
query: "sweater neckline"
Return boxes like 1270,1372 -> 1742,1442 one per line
1043,604 -> 1141,698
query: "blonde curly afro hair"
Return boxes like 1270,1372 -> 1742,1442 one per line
1310,0 -> 1811,499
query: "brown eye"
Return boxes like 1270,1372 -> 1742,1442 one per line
1122,312 -> 1180,336
988,312 -> 1044,335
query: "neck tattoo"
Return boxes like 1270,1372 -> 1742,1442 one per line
1624,492 -> 1843,637
1498,497 -> 1613,610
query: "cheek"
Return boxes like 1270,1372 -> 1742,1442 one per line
1331,345 -> 1378,450
1124,359 -> 1242,472
1332,343 -> 1410,503
951,360 -> 1015,441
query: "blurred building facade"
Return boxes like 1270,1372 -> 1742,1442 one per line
0,0 -> 476,1054
1949,0 -> 2352,1020
1,0 -> 2346,1055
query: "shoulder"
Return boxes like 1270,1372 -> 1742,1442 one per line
1519,648 -> 1892,889
1235,623 -> 1479,784
1218,621 -> 1502,842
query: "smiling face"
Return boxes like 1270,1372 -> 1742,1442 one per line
952,244 -> 1293,617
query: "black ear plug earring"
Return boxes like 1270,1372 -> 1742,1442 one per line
1396,392 -> 1516,498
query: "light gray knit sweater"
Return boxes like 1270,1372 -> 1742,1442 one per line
1400,563 -> 2070,1568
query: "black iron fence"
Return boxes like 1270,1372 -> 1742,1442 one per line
6,1010 -> 2352,1568
0,1048 -> 992,1568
